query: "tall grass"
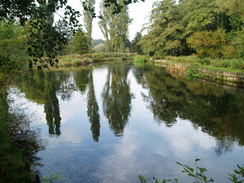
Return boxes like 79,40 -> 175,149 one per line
165,56 -> 244,70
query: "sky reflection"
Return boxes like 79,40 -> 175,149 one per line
9,64 -> 244,183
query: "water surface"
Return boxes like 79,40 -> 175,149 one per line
10,62 -> 244,182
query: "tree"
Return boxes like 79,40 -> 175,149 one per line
137,0 -> 243,58
71,27 -> 89,54
98,0 -> 132,52
0,19 -> 27,72
131,32 -> 143,54
139,0 -> 185,57
92,39 -> 105,47
1,0 -> 81,67
81,0 -> 96,53
187,29 -> 237,58
1,0 -> 146,66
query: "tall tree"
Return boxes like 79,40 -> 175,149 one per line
98,0 -> 132,52
139,0 -> 185,57
71,27 -> 89,54
81,0 -> 95,53
113,0 -> 132,52
131,32 -> 143,54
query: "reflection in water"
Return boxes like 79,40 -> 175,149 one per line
74,68 -> 89,95
59,71 -> 77,101
215,136 -> 234,156
17,65 -> 244,151
1,87 -> 43,182
136,65 -> 244,153
101,63 -> 133,136
18,70 -> 65,135
44,74 -> 61,135
12,63 -> 244,182
87,68 -> 100,142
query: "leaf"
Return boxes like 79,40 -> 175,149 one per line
138,175 -> 147,183
199,168 -> 207,173
176,162 -> 183,166
234,169 -> 240,174
195,158 -> 201,162
184,165 -> 194,172
153,177 -> 160,183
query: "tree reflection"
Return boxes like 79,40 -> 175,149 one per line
17,70 -> 68,135
74,68 -> 90,95
44,72 -> 61,135
137,64 -> 244,154
87,68 -> 100,142
59,71 -> 77,101
101,63 -> 133,136
215,136 -> 234,156
1,88 -> 43,182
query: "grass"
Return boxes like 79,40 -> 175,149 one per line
165,56 -> 244,71
157,56 -> 244,82
57,53 -> 136,67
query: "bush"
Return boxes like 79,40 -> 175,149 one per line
92,53 -> 104,62
134,55 -> 148,63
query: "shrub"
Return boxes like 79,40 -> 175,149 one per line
134,55 -> 148,63
92,53 -> 104,62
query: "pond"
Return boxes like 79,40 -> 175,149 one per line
9,62 -> 244,182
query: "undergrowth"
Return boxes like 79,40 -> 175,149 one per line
138,159 -> 244,183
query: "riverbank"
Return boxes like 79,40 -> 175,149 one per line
154,56 -> 244,86
57,53 -> 136,67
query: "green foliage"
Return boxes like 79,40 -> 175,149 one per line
92,53 -> 104,62
0,20 -> 28,65
139,0 -> 186,57
1,0 -> 82,67
134,55 -> 148,63
229,165 -> 244,183
139,159 -> 244,183
186,67 -> 202,79
131,32 -> 143,54
98,0 -> 132,52
138,175 -> 179,183
71,27 -> 89,55
140,0 -> 244,59
176,159 -> 214,183
187,29 -> 238,59
166,56 -> 244,70
82,0 -> 95,53
42,172 -> 64,183
233,30 -> 244,58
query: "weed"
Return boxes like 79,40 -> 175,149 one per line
138,159 -> 244,183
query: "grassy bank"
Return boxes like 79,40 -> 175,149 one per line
164,56 -> 244,72
154,56 -> 244,83
57,53 -> 136,67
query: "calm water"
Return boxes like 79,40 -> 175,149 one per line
9,62 -> 244,183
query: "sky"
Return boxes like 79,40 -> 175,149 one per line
62,0 -> 154,40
